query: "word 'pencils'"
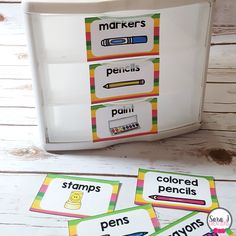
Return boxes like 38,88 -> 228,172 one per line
148,195 -> 206,205
103,79 -> 145,89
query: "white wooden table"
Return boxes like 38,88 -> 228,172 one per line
0,1 -> 236,235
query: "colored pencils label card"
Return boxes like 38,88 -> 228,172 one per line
91,98 -> 157,142
90,58 -> 159,104
150,212 -> 234,236
69,204 -> 160,236
30,174 -> 120,218
135,169 -> 219,212
85,14 -> 160,61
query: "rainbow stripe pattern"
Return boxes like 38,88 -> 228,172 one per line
85,14 -> 160,61
91,98 -> 158,142
30,174 -> 120,218
90,58 -> 159,104
68,204 -> 160,236
135,169 -> 219,212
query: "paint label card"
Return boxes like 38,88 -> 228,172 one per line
90,58 -> 159,104
69,204 -> 160,236
135,169 -> 219,212
85,14 -> 160,61
30,174 -> 120,218
91,98 -> 157,142
150,212 -> 235,236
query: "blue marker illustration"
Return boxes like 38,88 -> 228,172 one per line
101,35 -> 148,47
101,232 -> 148,236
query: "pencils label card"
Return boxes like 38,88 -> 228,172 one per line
30,174 -> 120,218
90,58 -> 159,104
69,204 -> 160,236
91,98 -> 157,142
150,212 -> 234,236
135,169 -> 219,212
85,14 -> 160,61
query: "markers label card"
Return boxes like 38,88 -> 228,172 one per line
30,174 -> 120,218
150,212 -> 234,236
69,204 -> 160,236
135,169 -> 218,212
85,14 -> 160,61
91,98 -> 157,142
90,58 -> 159,104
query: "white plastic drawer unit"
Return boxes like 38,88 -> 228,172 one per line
23,0 -> 214,151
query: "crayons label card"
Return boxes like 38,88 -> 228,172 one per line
91,98 -> 157,142
135,169 -> 219,212
69,204 -> 160,236
150,212 -> 234,236
90,58 -> 159,104
85,14 -> 160,61
30,174 -> 120,218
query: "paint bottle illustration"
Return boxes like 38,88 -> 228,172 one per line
64,191 -> 83,210
101,35 -> 148,47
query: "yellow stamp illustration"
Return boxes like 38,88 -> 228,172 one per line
64,191 -> 83,210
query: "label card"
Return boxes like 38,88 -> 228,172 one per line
135,169 -> 219,212
91,98 -> 158,142
69,204 -> 160,236
150,212 -> 235,236
85,14 -> 160,61
90,58 -> 159,104
30,174 -> 120,218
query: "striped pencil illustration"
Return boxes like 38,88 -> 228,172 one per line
148,195 -> 206,205
101,35 -> 148,47
103,79 -> 145,89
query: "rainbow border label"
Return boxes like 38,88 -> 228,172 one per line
30,174 -> 120,218
135,169 -> 219,212
69,204 -> 160,236
150,212 -> 235,236
85,14 -> 160,61
91,98 -> 158,142
90,58 -> 159,104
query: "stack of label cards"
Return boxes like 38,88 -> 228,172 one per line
30,174 -> 120,218
135,168 -> 219,212
68,204 -> 160,236
150,212 -> 235,236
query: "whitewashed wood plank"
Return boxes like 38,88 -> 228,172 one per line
204,83 -> 236,112
209,44 -> 236,68
207,68 -> 236,83
0,174 -> 235,236
0,127 -> 235,178
212,26 -> 236,35
213,0 -> 236,27
0,79 -> 34,107
211,34 -> 236,44
0,107 -> 36,125
0,65 -> 31,79
202,113 -> 236,131
0,45 -> 29,65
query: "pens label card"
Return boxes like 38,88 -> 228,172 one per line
30,174 -> 120,218
85,14 -> 160,61
69,204 -> 160,236
150,212 -> 235,236
135,169 -> 219,212
90,58 -> 159,104
91,98 -> 157,142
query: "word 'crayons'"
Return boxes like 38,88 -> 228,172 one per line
148,195 -> 206,206
101,35 -> 148,47
103,79 -> 145,89
101,232 -> 148,236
